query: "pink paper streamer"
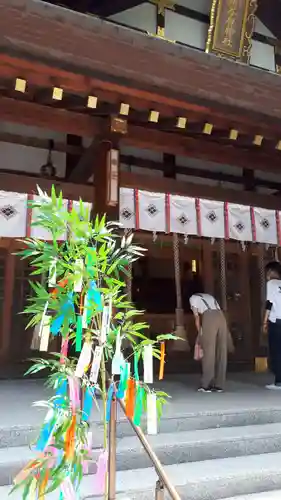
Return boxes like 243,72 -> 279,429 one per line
82,431 -> 93,474
92,450 -> 108,495
68,376 -> 80,412
61,477 -> 76,500
60,337 -> 69,364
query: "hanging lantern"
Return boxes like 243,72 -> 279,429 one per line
106,148 -> 119,207
40,139 -> 56,178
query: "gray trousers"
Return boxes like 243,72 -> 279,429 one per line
201,310 -> 228,389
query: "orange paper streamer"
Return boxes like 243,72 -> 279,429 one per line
159,342 -> 165,380
125,378 -> 135,419
65,415 -> 76,460
38,470 -> 49,499
52,278 -> 68,299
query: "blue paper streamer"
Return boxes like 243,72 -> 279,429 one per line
117,363 -> 128,400
54,379 -> 67,408
106,384 -> 114,423
89,280 -> 102,312
36,381 -> 67,451
50,293 -> 75,335
82,386 -> 95,422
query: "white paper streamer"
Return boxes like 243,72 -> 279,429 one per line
101,305 -> 111,344
147,392 -> 157,435
39,315 -> 51,352
143,344 -> 153,384
111,332 -> 125,375
74,259 -> 84,292
90,346 -> 103,383
48,259 -> 57,288
75,342 -> 92,378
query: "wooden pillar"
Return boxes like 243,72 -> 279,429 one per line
202,240 -> 214,295
0,244 -> 16,361
94,116 -> 127,220
206,0 -> 258,64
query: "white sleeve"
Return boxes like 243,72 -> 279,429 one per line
266,281 -> 274,303
189,295 -> 197,311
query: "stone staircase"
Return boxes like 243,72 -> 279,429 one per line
2,402 -> 281,499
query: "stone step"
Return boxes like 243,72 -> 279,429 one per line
2,423 -> 281,487
2,406 -> 281,449
5,452 -> 281,500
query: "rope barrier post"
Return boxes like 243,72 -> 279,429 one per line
155,479 -> 165,500
172,233 -> 189,351
219,238 -> 227,313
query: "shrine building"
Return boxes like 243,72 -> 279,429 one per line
0,0 -> 281,374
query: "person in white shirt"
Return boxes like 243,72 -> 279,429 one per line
263,261 -> 281,390
190,292 -> 231,393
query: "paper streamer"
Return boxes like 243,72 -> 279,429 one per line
133,385 -> 145,426
38,470 -> 49,498
134,352 -> 140,381
55,379 -> 67,408
61,477 -> 76,500
159,342 -> 165,380
116,362 -> 129,399
48,258 -> 57,288
112,331 -> 125,375
101,304 -> 110,344
92,450 -> 108,495
60,336 -> 69,363
106,384 -> 114,423
36,410 -> 56,452
90,346 -> 103,383
125,378 -> 135,419
76,315 -> 83,352
143,344 -> 153,384
82,386 -> 95,422
83,431 -> 93,474
50,293 -> 75,336
73,259 -> 84,292
65,414 -> 76,461
39,315 -> 51,352
75,341 -> 92,378
147,392 -> 157,435
68,376 -> 80,412
28,477 -> 37,499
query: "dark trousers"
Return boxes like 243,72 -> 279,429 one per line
268,320 -> 281,384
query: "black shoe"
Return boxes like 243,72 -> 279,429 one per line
212,387 -> 224,393
198,386 -> 212,393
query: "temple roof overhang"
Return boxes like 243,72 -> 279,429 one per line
1,0 -> 281,130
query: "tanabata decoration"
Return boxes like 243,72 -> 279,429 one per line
12,186 -> 177,500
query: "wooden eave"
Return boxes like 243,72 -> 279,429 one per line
1,0 -> 281,126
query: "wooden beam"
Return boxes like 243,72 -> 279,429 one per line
0,131 -> 82,154
0,96 -> 102,137
1,54 -> 281,137
2,97 -> 281,176
67,139 -> 98,182
120,171 -> 281,211
0,171 -> 93,201
120,154 -> 281,191
124,124 -> 281,174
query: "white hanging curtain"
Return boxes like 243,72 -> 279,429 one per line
137,190 -> 166,232
0,191 -> 28,237
30,195 -> 68,240
169,194 -> 197,235
227,203 -> 253,242
199,199 -> 225,239
253,207 -> 277,245
119,187 -> 136,229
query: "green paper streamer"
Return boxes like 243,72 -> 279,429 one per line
76,315 -> 83,352
134,352 -> 139,381
133,385 -> 145,426
86,247 -> 97,277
